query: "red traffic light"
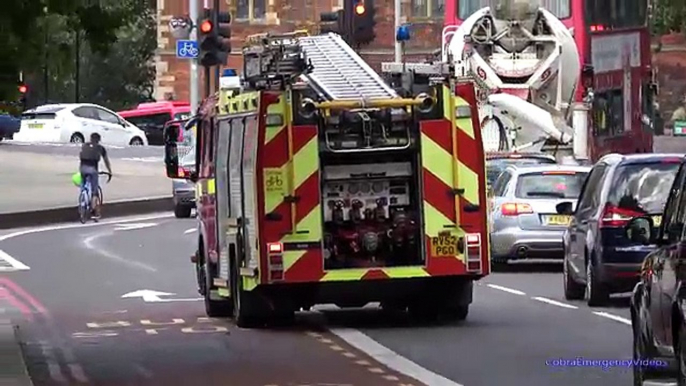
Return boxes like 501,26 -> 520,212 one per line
355,2 -> 365,14
18,85 -> 27,93
200,19 -> 213,33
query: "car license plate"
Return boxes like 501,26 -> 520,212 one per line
430,234 -> 458,256
28,123 -> 43,129
652,215 -> 662,227
543,215 -> 571,226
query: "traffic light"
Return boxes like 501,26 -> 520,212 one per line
198,8 -> 232,67
320,10 -> 345,35
18,84 -> 27,109
350,0 -> 375,45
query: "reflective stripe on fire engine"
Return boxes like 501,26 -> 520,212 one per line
261,91 -> 323,283
222,92 -> 259,114
320,266 -> 430,281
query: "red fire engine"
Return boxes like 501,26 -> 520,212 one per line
163,31 -> 490,327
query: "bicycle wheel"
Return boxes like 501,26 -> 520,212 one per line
78,190 -> 89,224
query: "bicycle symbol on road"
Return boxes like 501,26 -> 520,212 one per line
176,40 -> 198,59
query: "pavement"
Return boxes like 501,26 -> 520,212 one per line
0,143 -> 170,214
0,213 -> 666,385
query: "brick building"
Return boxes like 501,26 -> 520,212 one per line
154,0 -> 445,101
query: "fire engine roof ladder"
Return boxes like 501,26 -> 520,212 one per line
298,33 -> 399,102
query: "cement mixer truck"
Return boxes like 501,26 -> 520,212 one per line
438,0 -> 657,163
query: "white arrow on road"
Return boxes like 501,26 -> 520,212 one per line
114,223 -> 158,231
121,290 -> 202,303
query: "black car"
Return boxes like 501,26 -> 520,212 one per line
626,155 -> 686,385
557,153 -> 681,306
486,152 -> 557,188
0,113 -> 20,140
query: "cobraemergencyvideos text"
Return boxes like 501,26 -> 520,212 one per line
546,357 -> 668,370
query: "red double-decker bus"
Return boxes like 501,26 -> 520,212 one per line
443,0 -> 656,161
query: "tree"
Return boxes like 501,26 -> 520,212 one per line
651,0 -> 686,36
0,0 -> 147,102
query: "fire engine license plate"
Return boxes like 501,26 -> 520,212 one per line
430,234 -> 458,256
543,215 -> 571,226
652,215 -> 662,227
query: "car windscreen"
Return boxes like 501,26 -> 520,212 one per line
486,157 -> 556,185
515,171 -> 588,199
607,161 -> 679,214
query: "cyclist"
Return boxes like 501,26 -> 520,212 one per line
79,132 -> 113,219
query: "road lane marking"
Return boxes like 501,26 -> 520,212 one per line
113,223 -> 159,231
0,249 -> 30,271
329,328 -> 464,386
0,213 -> 174,242
39,342 -> 67,383
68,363 -> 89,383
83,232 -> 157,272
532,297 -> 578,309
184,228 -> 197,234
486,284 -> 526,295
593,311 -> 631,325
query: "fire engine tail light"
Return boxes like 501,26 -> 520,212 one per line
464,233 -> 482,273
267,242 -> 284,282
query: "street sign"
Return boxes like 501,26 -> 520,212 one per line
176,40 -> 199,59
675,120 -> 686,136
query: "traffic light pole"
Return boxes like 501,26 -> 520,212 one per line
394,0 -> 401,61
213,0 -> 221,92
189,0 -> 200,113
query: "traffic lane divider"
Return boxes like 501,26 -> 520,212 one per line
0,319 -> 33,386
0,196 -> 173,230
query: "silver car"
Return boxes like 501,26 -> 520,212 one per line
173,148 -> 196,218
489,164 -> 590,264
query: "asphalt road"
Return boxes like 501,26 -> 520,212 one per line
0,214 -> 655,386
0,214 -> 419,386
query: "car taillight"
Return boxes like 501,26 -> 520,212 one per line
501,202 -> 533,216
600,205 -> 643,228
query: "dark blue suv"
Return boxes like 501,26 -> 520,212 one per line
0,113 -> 20,140
556,153 -> 681,306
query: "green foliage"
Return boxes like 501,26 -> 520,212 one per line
651,0 -> 686,35
0,0 -> 156,106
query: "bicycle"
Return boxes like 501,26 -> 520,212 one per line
78,171 -> 112,223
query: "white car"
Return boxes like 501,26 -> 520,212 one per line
15,103 -> 148,146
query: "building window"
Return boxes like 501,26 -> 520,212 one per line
411,0 -> 444,18
235,0 -> 266,21
592,89 -> 624,137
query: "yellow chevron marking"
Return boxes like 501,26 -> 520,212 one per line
320,269 -> 369,281
282,205 -> 323,243
265,125 -> 284,145
457,161 -> 479,205
283,250 -> 306,271
383,267 -> 430,278
421,133 -> 453,188
293,137 -> 319,189
423,201 -> 456,237
455,97 -> 475,139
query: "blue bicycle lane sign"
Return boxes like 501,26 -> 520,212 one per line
176,40 -> 198,59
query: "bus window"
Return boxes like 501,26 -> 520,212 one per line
458,0 -> 570,20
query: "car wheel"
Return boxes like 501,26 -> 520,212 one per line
174,204 -> 192,218
563,256 -> 585,300
586,261 -> 609,307
678,320 -> 686,386
632,310 -> 647,386
129,137 -> 144,146
70,133 -> 84,143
